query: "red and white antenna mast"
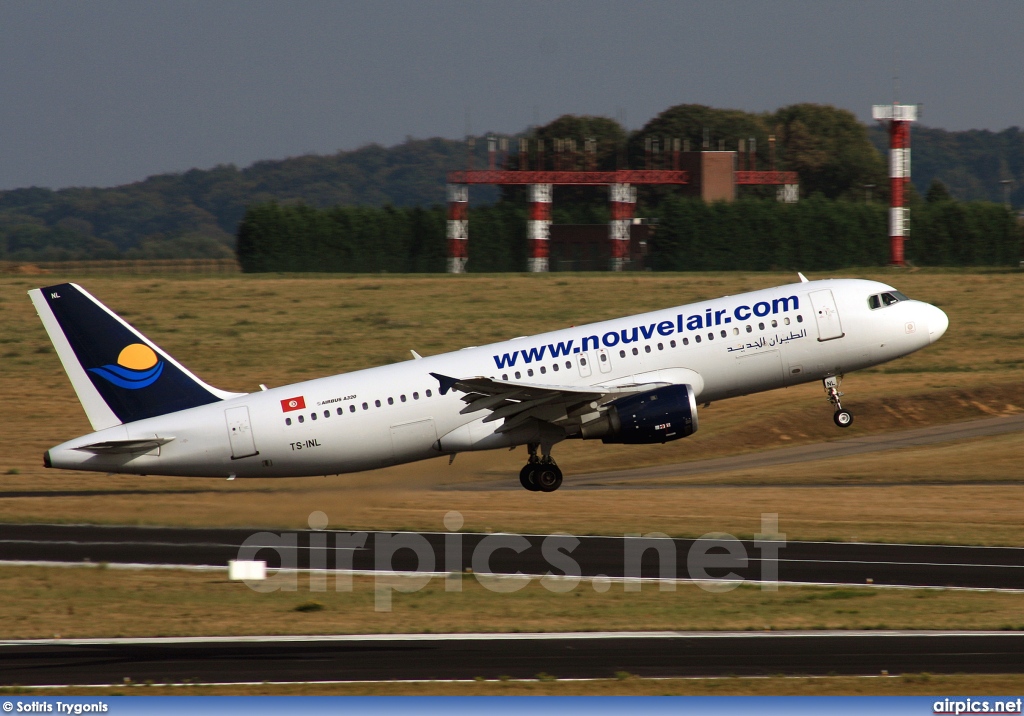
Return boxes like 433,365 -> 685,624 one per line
872,102 -> 917,266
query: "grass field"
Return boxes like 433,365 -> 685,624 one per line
5,566 -> 1024,639
2,269 -> 1023,695
1,269 -> 1021,543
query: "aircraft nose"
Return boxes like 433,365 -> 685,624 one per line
924,303 -> 948,344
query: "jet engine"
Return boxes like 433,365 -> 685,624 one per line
580,384 -> 699,444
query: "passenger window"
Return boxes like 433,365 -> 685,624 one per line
708,333 -> 714,341
797,315 -> 804,323
515,372 -> 521,379
285,417 -> 292,426
632,347 -> 638,355
527,369 -> 534,377
695,335 -> 701,343
502,374 -> 508,381
400,395 -> 406,402
784,317 -> 791,325
362,402 -> 368,410
387,397 -> 394,405
580,358 -> 587,366
657,343 -> 663,350
645,345 -> 651,353
552,363 -> 558,371
720,330 -> 727,338
670,340 -> 676,348
732,328 -> 739,336
619,349 -> 625,358
683,337 -> 689,345
412,393 -> 419,400
349,405 -> 355,412
771,320 -> 777,328
298,415 -> 304,423
311,413 -> 317,421
374,400 -> 381,408
324,410 -> 330,418
600,354 -> 607,362
540,366 -> 546,374
426,390 -> 432,397
565,361 -> 571,369
758,322 -> 765,330
746,325 -> 752,333
337,407 -> 343,415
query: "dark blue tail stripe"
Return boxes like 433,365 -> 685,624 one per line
42,283 -> 221,423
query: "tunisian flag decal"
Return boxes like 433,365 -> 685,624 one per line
281,396 -> 306,412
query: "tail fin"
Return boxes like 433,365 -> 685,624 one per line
29,283 -> 243,430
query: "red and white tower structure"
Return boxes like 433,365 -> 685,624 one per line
609,182 -> 636,271
527,183 -> 552,272
872,102 -> 918,266
446,183 -> 469,273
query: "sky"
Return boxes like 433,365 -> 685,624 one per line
0,0 -> 1021,191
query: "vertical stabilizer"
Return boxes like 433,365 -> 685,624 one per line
29,283 -> 243,429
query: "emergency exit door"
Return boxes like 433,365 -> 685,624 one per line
225,406 -> 259,459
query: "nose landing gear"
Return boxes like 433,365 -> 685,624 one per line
519,443 -> 563,492
824,375 -> 854,428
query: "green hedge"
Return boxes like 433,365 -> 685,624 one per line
236,199 -> 1022,273
649,197 -> 1021,270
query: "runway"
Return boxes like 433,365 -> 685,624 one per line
2,523 -> 1022,590
3,631 -> 1024,685
2,418 -> 1020,687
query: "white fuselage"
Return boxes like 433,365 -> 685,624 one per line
46,278 -> 946,478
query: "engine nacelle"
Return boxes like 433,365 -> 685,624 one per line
581,384 -> 699,444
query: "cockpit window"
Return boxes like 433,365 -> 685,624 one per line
869,291 -> 909,309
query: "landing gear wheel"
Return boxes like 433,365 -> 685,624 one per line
823,375 -> 853,429
534,464 -> 563,493
519,464 -> 540,491
833,409 -> 854,428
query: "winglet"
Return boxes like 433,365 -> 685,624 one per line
410,350 -> 423,360
798,272 -> 809,283
430,372 -> 460,396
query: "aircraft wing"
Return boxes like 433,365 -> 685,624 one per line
430,372 -> 664,434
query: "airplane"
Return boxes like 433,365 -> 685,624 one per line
29,275 -> 947,492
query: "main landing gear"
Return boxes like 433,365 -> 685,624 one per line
823,375 -> 854,428
519,443 -> 563,492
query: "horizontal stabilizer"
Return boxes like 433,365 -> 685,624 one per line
73,437 -> 175,454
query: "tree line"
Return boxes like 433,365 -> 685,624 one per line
237,195 -> 1021,273
2,102 -> 1022,263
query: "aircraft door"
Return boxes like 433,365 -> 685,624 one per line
576,351 -> 593,377
596,348 -> 612,373
809,290 -> 845,342
225,406 -> 259,459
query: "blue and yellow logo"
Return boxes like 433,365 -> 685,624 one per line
88,343 -> 164,389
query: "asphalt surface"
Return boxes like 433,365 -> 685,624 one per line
3,632 -> 1024,685
2,523 -> 1022,590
